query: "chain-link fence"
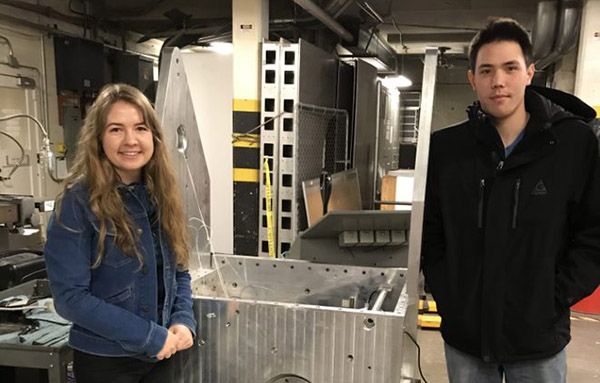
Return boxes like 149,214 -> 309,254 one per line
293,103 -> 349,232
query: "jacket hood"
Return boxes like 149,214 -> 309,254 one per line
527,85 -> 596,123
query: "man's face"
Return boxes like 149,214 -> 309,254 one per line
468,40 -> 535,121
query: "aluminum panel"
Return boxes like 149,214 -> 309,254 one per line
155,48 -> 211,269
352,59 -> 379,209
181,254 -> 408,383
297,39 -> 337,107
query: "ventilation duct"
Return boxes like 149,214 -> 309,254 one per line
532,0 -> 583,70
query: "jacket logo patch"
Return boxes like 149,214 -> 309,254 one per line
532,179 -> 547,196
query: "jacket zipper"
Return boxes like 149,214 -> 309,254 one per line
512,178 -> 521,229
478,178 -> 485,228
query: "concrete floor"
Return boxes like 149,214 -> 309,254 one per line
418,311 -> 600,382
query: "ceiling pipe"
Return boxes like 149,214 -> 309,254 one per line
534,0 -> 583,70
531,0 -> 559,61
292,0 -> 354,42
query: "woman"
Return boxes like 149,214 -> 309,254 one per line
44,83 -> 196,383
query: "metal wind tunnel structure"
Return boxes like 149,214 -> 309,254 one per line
155,45 -> 439,383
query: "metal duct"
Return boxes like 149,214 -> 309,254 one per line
292,0 -> 354,42
534,0 -> 583,70
532,1 -> 559,61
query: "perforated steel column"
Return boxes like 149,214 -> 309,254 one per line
258,41 -> 283,257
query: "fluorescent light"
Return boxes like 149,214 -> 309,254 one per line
209,42 -> 233,55
380,75 -> 412,89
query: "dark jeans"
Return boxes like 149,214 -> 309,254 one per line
73,350 -> 175,383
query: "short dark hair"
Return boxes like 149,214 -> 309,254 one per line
468,17 -> 532,70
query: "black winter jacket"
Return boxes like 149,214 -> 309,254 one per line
422,86 -> 600,363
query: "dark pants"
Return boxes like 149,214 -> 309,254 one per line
73,350 -> 175,383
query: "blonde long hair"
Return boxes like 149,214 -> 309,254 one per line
57,83 -> 189,269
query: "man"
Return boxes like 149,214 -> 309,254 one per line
422,17 -> 600,382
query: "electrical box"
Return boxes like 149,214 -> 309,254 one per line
111,50 -> 156,102
54,36 -> 105,93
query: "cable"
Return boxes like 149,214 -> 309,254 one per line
265,373 -> 312,383
404,330 -> 429,383
366,289 -> 379,308
232,111 -> 285,144
0,34 -> 18,67
0,113 -> 65,183
390,17 -> 409,53
0,304 -> 45,311
19,268 -> 46,283
0,113 -> 48,138
0,130 -> 25,179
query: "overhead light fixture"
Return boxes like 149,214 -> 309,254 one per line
209,42 -> 233,55
380,75 -> 412,89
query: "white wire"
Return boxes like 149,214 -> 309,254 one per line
184,159 -> 212,252
0,113 -> 48,137
0,130 -> 25,178
0,305 -> 45,311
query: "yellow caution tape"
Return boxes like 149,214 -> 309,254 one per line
264,158 -> 275,259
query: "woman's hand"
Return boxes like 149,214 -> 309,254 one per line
156,330 -> 179,360
169,324 -> 193,351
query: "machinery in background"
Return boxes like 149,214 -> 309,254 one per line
0,195 -> 45,251
0,195 -> 48,291
153,40 -> 439,381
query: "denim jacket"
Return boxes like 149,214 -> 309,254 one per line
44,182 -> 196,359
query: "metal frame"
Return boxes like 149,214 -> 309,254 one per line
0,344 -> 72,383
259,41 -> 285,257
275,43 -> 300,256
259,40 -> 340,258
401,47 -> 439,379
0,280 -> 72,383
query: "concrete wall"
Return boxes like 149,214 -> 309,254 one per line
402,55 -> 475,132
432,84 -> 475,132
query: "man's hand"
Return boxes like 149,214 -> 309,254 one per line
156,330 -> 179,360
169,324 -> 193,351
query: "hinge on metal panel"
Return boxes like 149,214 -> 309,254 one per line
16,76 -> 36,89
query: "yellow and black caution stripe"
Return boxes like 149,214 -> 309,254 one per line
418,299 -> 442,329
233,99 -> 261,255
